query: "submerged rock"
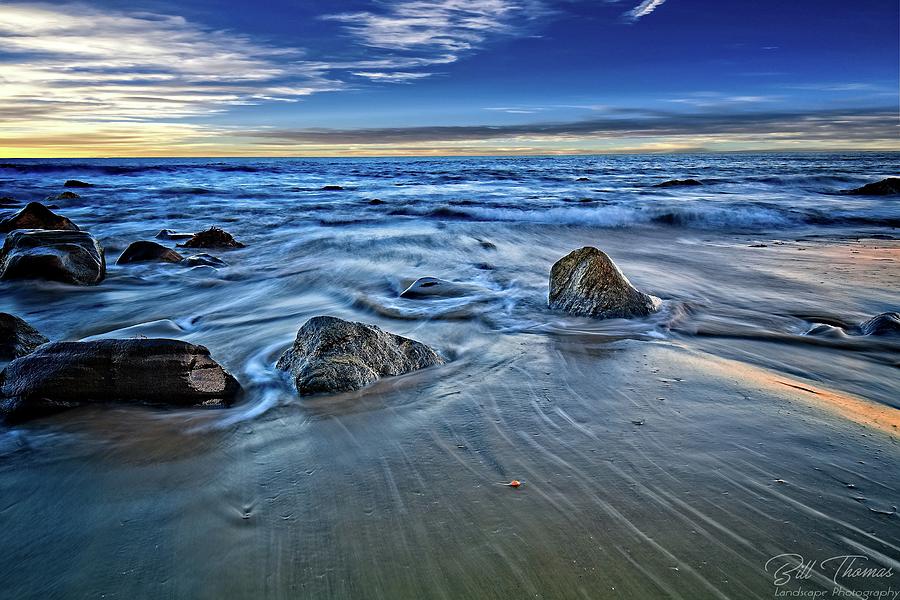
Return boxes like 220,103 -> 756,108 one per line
155,229 -> 195,240
843,178 -> 900,196
276,316 -> 443,395
321,185 -> 344,191
0,313 -> 48,361
858,312 -> 900,336
0,197 -> 18,208
183,253 -> 227,268
400,277 -> 485,299
178,227 -> 245,249
0,230 -> 105,285
654,178 -> 702,188
63,179 -> 92,188
368,198 -> 385,205
549,247 -> 661,319
51,191 -> 81,201
117,241 -> 183,265
0,202 -> 80,233
0,339 -> 241,421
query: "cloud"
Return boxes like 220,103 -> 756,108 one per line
625,0 -> 667,21
352,71 -> 435,82
0,3 -> 342,123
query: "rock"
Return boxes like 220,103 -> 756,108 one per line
0,202 -> 80,233
858,312 -> 900,336
0,314 -> 48,361
549,247 -> 661,319
117,241 -> 183,265
183,253 -> 227,268
0,339 -> 241,421
576,177 -> 590,182
0,197 -> 18,208
63,179 -> 92,188
400,277 -> 485,299
178,227 -> 245,249
0,230 -> 105,285
654,179 -> 702,187
276,316 -> 443,395
53,191 -> 81,200
321,185 -> 344,191
843,178 -> 900,196
155,229 -> 195,240
368,198 -> 385,205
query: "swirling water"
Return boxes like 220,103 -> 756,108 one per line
0,153 -> 898,599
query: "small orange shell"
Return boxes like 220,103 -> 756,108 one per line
507,480 -> 521,488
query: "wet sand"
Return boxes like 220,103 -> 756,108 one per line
1,222 -> 898,599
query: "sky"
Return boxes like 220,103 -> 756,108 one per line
0,0 -> 897,157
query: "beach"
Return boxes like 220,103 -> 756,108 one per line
0,154 -> 898,598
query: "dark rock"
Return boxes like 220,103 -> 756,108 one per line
549,247 -> 661,319
0,314 -> 48,361
53,191 -> 81,200
576,177 -> 591,182
276,316 -> 443,395
0,197 -> 18,208
400,277 -> 485,299
654,179 -> 702,188
0,339 -> 241,421
478,240 -> 497,250
63,180 -> 92,188
0,230 -> 105,285
843,178 -> 900,196
117,241 -> 183,265
183,253 -> 227,268
858,312 -> 900,336
0,202 -> 79,233
155,229 -> 195,240
368,198 -> 385,205
178,227 -> 245,249
321,185 -> 344,191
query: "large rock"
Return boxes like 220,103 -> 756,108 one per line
859,312 -> 900,336
0,339 -> 241,421
843,178 -> 900,196
0,229 -> 105,285
0,314 -> 48,361
276,316 -> 443,395
117,240 -> 183,265
178,227 -> 245,249
0,202 -> 79,233
549,247 -> 661,319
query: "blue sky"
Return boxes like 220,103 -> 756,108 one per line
0,0 -> 896,156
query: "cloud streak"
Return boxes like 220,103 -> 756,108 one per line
625,0 -> 667,21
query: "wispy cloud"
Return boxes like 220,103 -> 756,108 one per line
352,71 -> 435,83
625,0 -> 667,21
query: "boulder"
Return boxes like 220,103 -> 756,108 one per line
63,179 -> 92,188
0,230 -> 105,285
156,229 -> 195,240
178,227 -> 245,249
276,316 -> 443,395
183,253 -> 227,268
400,277 -> 485,299
0,313 -> 48,361
858,312 -> 900,336
117,241 -> 183,265
843,178 -> 900,196
0,339 -> 241,421
654,179 -> 702,187
549,247 -> 661,319
0,202 -> 79,233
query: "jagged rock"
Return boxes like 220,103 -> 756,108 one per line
63,180 -> 92,188
843,178 -> 900,196
183,253 -> 227,268
654,179 -> 702,187
549,247 -> 661,319
400,277 -> 486,299
155,229 -> 195,240
276,316 -> 443,395
117,241 -> 183,265
178,227 -> 245,249
859,312 -> 900,336
0,202 -> 79,233
0,229 -> 105,285
0,339 -> 241,421
0,314 -> 48,361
